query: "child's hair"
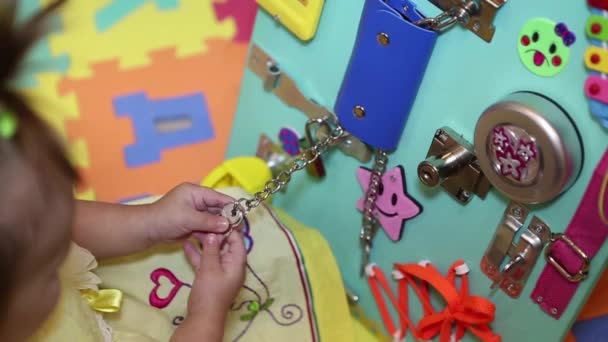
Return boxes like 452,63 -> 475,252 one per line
0,0 -> 78,316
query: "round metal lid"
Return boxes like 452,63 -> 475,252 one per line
474,93 -> 581,204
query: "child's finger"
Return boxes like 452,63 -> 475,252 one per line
224,230 -> 246,266
186,210 -> 229,234
183,240 -> 201,270
199,233 -> 222,274
191,185 -> 235,209
220,240 -> 230,255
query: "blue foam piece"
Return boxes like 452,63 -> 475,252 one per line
587,70 -> 608,127
95,0 -> 179,32
15,0 -> 69,88
118,193 -> 152,204
572,315 -> 608,341
589,99 -> 608,118
113,92 -> 215,168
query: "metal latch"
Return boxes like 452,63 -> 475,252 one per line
417,127 -> 490,204
428,0 -> 507,42
256,134 -> 294,192
481,202 -> 552,298
248,44 -> 372,163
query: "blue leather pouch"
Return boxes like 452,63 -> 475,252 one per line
334,0 -> 437,151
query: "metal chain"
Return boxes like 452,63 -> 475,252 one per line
360,149 -> 388,276
415,1 -> 479,31
231,117 -> 345,216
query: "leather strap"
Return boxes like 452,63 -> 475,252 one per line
530,148 -> 608,319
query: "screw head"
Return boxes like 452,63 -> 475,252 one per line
511,206 -> 523,218
458,190 -> 471,201
534,224 -> 545,234
377,32 -> 390,46
435,129 -> 448,142
353,105 -> 366,119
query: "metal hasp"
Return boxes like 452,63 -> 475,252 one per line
481,202 -> 553,298
256,134 -> 294,193
491,217 -> 552,298
248,44 -> 372,163
417,127 -> 491,204
428,0 -> 507,42
256,134 -> 293,177
481,201 -> 528,285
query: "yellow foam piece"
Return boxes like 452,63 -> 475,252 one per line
21,73 -> 79,139
585,46 -> 608,74
20,72 -> 90,172
202,157 -> 272,197
68,138 -> 90,168
256,0 -> 324,41
75,187 -> 96,201
45,0 -> 236,79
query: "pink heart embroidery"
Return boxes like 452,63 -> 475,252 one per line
149,268 -> 186,309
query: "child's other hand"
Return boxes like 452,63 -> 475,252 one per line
184,231 -> 246,320
148,183 -> 234,245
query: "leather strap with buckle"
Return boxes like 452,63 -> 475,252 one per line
530,148 -> 608,319
545,233 -> 590,283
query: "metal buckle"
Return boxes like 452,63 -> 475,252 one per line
545,233 -> 590,283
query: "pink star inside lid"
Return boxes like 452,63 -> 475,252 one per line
490,125 -> 540,185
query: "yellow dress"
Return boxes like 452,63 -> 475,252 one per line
29,187 -> 362,342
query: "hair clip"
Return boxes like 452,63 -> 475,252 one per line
0,111 -> 18,139
555,22 -> 576,47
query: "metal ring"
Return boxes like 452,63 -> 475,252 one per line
305,118 -> 332,146
233,198 -> 250,214
415,11 -> 458,31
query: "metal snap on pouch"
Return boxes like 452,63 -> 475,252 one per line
474,92 -> 583,204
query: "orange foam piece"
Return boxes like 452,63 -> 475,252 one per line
564,331 -> 576,342
63,39 -> 248,201
577,269 -> 608,320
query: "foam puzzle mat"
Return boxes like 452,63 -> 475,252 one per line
17,0 -> 256,202
13,0 -> 608,340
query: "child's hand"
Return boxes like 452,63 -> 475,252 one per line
171,231 -> 246,341
148,183 -> 235,245
184,231 -> 247,320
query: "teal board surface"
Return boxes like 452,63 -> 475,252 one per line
226,1 -> 608,341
